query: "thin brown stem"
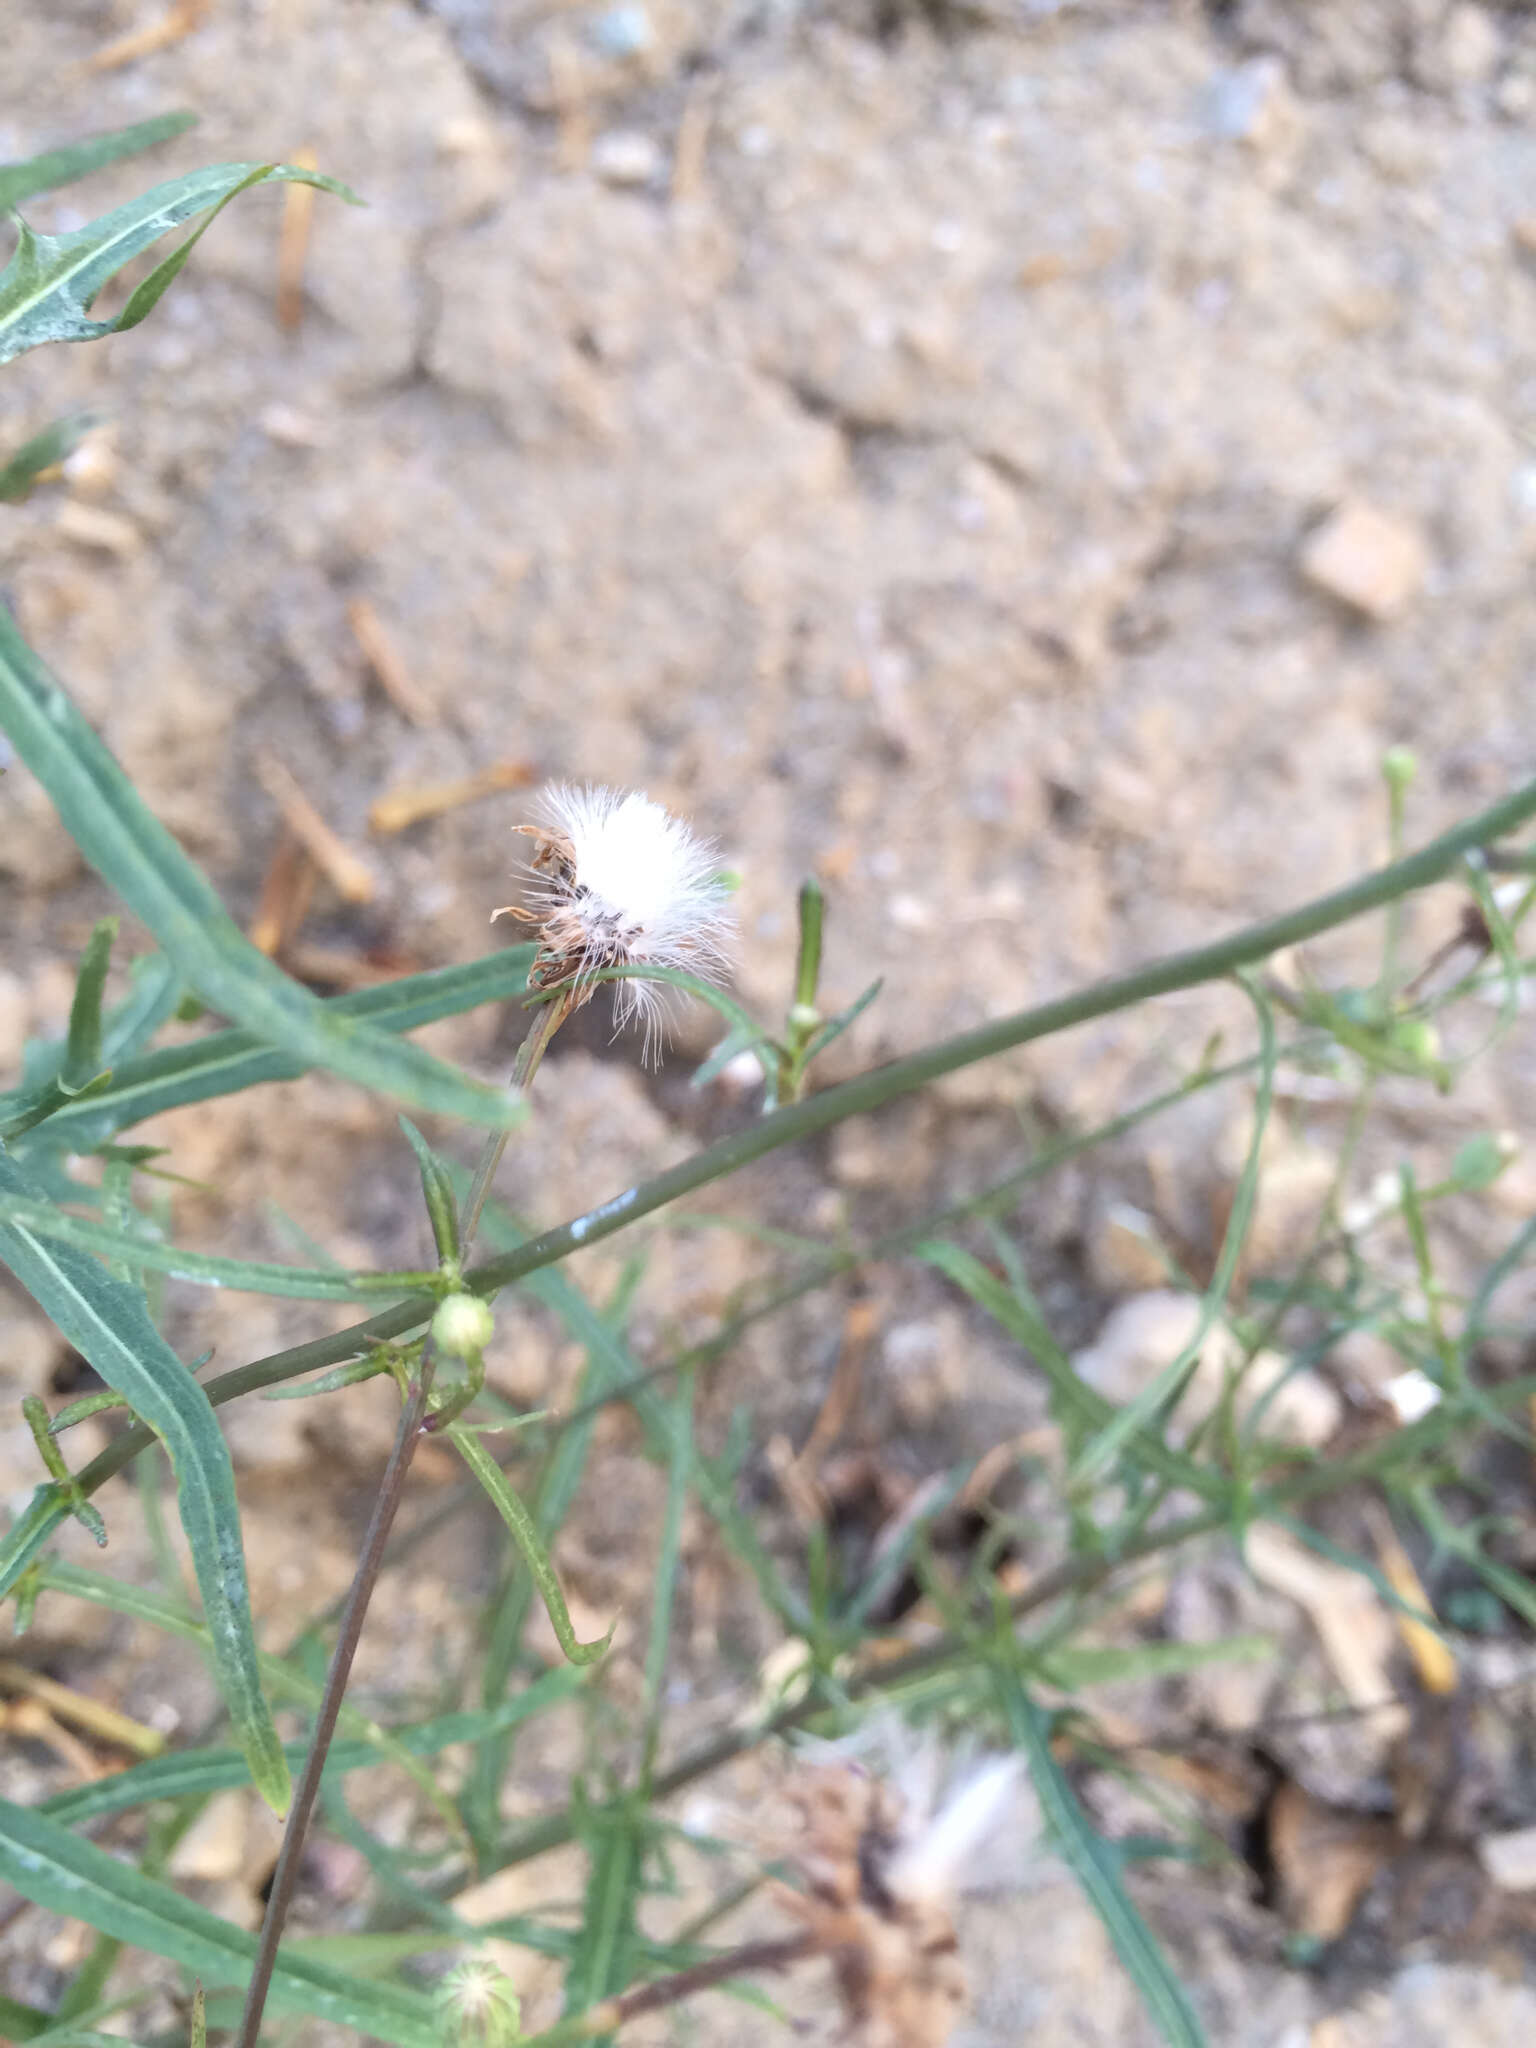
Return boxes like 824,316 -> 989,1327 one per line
519,1931 -> 818,2044
232,1353 -> 436,2048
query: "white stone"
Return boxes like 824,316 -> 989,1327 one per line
1479,1824 -> 1536,1891
591,130 -> 663,188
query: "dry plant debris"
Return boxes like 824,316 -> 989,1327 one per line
368,757 -> 535,835
247,829 -> 318,957
254,748 -> 377,904
0,1658 -> 164,1760
274,145 -> 320,333
774,1763 -> 967,2048
347,596 -> 437,729
85,0 -> 210,73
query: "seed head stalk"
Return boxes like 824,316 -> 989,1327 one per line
460,987 -> 575,1262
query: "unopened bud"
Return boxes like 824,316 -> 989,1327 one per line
1394,1018 -> 1441,1065
432,1292 -> 494,1359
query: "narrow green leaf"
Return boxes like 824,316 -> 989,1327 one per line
0,1490 -> 70,1604
189,1982 -> 206,2048
0,1799 -> 439,2047
53,1927 -> 123,2029
0,112 -> 197,212
448,1423 -> 613,1666
801,976 -> 884,1064
0,411 -> 103,503
0,1155 -> 288,1813
399,1116 -> 460,1265
1447,1133 -> 1510,1193
21,1396 -> 107,1546
689,1020 -> 764,1092
563,1806 -> 643,2034
0,612 -> 519,1129
114,166 -> 273,335
0,1991 -> 51,2040
11,945 -> 536,1153
1039,1634 -> 1274,1691
40,1666 -> 583,1827
0,160 -> 357,363
575,962 -> 778,1055
24,1559 -> 466,1839
994,1670 -> 1207,2048
62,919 -> 117,1094
264,1356 -> 391,1402
0,1190 -> 438,1302
641,1369 -> 694,1778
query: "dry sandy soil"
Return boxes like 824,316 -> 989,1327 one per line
4,0 -> 1536,2041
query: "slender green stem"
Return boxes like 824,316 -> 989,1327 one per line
459,993 -> 571,1261
231,1355 -> 436,2048
49,776 -> 1536,1515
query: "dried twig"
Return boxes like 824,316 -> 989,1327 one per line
671,85 -> 714,204
369,759 -> 536,836
347,597 -> 436,728
779,1298 -> 879,1523
275,146 -> 319,332
0,1659 -> 164,1759
86,0 -> 209,72
247,829 -> 317,957
254,750 -> 376,904
546,34 -> 593,172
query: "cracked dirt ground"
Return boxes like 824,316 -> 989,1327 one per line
4,1 -> 1536,2042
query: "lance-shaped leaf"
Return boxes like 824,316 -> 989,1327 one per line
0,1154 -> 289,1813
0,1191 -> 439,1302
0,411 -> 103,504
448,1422 -> 613,1666
0,611 -> 519,1129
0,112 -> 197,213
995,1670 -> 1208,2048
0,159 -> 357,364
41,1665 -> 585,1827
63,918 -> 117,1095
7,944 -> 535,1151
0,1800 -> 438,2046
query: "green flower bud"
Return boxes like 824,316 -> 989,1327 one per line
432,1292 -> 494,1359
1393,1018 -> 1441,1066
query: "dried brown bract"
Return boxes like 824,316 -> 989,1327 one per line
772,1764 -> 968,2048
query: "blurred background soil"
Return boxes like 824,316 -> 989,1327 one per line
5,1 -> 1536,2041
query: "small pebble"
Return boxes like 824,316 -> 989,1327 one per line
591,129 -> 663,188
55,500 -> 141,558
590,5 -> 653,60
1479,1825 -> 1536,1892
1438,5 -> 1501,89
1299,498 -> 1429,621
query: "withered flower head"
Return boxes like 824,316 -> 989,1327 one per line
494,784 -> 737,1062
771,1736 -> 1022,2048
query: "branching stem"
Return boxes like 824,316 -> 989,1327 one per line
46,777 -> 1536,1529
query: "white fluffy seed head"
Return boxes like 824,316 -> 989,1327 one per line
520,784 -> 737,1062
